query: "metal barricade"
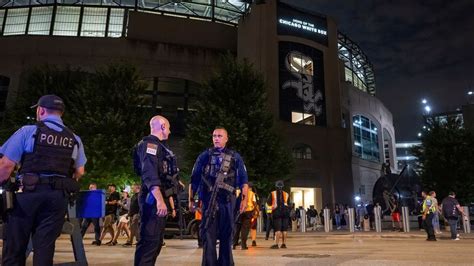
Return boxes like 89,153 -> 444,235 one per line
348,208 -> 355,233
374,205 -> 382,233
402,206 -> 410,232
463,206 -> 471,234
324,208 -> 331,232
300,208 -> 306,232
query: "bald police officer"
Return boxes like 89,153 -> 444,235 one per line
0,95 -> 87,265
190,127 -> 248,266
133,115 -> 176,266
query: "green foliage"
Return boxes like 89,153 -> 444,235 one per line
0,63 -> 150,189
411,117 -> 474,204
183,54 -> 293,196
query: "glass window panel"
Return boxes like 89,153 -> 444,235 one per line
0,10 -> 5,33
287,51 -> 313,76
345,67 -> 352,83
107,8 -> 123,37
292,144 -> 312,160
28,6 -> 53,35
291,111 -> 315,125
53,6 -> 80,36
81,7 -> 107,37
352,115 -> 379,162
3,8 -> 28,36
0,10 -> 4,33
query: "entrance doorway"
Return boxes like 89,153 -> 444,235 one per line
290,187 -> 322,211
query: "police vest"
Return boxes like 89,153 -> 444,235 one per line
422,196 -> 436,213
266,203 -> 272,214
19,121 -> 77,177
134,136 -> 178,181
204,148 -> 236,192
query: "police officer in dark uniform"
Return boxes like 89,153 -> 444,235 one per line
0,95 -> 87,265
189,127 -> 248,266
133,115 -> 176,266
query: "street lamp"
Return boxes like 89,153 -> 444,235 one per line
421,99 -> 427,104
468,91 -> 473,95
417,132 -> 422,137
424,105 -> 431,113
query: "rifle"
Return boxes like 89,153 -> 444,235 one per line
204,153 -> 234,230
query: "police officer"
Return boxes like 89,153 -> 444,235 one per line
267,180 -> 290,249
189,127 -> 248,266
0,94 -> 87,265
421,191 -> 436,241
133,115 -> 176,266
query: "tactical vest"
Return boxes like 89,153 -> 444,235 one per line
134,136 -> 178,188
19,121 -> 77,177
203,148 -> 236,194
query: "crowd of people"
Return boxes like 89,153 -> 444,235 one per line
80,183 -> 141,247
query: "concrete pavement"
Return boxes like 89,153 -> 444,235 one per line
3,231 -> 474,265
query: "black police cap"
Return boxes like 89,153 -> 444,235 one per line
30,94 -> 65,112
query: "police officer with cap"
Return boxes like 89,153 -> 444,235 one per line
190,127 -> 248,266
132,115 -> 176,265
0,94 -> 87,265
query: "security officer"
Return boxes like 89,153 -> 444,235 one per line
0,94 -> 87,265
267,180 -> 290,249
133,115 -> 176,266
189,127 -> 248,266
421,191 -> 436,241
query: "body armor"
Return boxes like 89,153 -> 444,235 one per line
202,148 -> 236,201
19,121 -> 77,177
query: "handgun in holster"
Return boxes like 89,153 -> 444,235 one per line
3,175 -> 18,213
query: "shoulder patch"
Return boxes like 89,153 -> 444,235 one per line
146,143 -> 158,155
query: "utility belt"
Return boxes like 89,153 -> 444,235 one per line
21,173 -> 80,194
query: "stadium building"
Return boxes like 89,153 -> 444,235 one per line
0,0 -> 396,208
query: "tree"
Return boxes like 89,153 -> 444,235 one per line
411,116 -> 474,203
0,63 -> 150,189
183,54 -> 293,195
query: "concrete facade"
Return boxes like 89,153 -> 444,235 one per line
0,1 -> 397,209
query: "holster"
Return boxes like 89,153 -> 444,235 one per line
22,173 -> 40,191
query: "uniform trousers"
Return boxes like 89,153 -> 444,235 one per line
2,184 -> 66,266
134,194 -> 166,266
423,212 -> 436,240
201,200 -> 235,266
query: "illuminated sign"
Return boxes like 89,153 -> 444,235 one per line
277,2 -> 328,46
278,18 -> 327,36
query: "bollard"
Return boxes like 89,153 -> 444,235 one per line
374,205 -> 382,233
402,206 -> 410,232
462,206 -> 471,234
257,215 -> 263,233
348,208 -> 355,233
300,208 -> 307,232
324,208 -> 331,232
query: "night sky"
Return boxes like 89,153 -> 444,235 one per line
284,0 -> 474,141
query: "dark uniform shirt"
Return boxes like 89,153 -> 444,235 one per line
190,147 -> 248,202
